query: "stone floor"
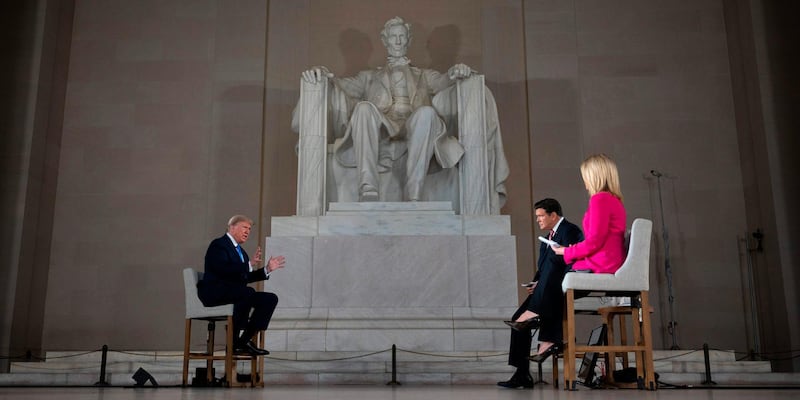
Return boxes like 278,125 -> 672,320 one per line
1,385 -> 800,400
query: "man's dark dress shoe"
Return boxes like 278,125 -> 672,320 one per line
234,340 -> 269,356
497,372 -> 534,389
503,317 -> 541,331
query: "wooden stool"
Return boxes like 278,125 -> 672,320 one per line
560,219 -> 656,390
183,319 -> 263,387
182,268 -> 264,387
563,291 -> 655,390
598,305 -> 632,385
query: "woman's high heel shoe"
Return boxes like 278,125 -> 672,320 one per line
529,343 -> 562,363
503,316 -> 541,331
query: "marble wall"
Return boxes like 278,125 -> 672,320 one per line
42,0 -> 269,348
524,0 -> 748,352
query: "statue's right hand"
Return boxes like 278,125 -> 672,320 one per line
302,66 -> 333,84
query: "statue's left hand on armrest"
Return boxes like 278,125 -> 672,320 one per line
301,66 -> 334,84
447,63 -> 476,80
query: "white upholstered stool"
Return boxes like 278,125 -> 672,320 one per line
182,268 -> 262,387
560,218 -> 656,390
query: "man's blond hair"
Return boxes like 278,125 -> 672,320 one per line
227,214 -> 253,228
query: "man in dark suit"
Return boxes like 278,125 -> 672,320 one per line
498,198 -> 583,388
197,215 -> 285,356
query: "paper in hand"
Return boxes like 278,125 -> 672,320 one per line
537,236 -> 560,247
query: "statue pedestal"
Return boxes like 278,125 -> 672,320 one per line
264,202 -> 517,368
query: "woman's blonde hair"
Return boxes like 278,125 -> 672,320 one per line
580,154 -> 624,201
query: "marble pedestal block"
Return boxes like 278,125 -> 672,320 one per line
263,202 -> 518,356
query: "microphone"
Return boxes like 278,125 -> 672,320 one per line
650,169 -> 662,177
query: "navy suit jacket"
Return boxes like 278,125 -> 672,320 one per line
529,218 -> 583,318
198,234 -> 268,307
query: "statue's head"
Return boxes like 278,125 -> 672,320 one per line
380,16 -> 412,57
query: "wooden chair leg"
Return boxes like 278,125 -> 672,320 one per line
183,319 -> 191,386
246,331 -> 262,387
225,316 -> 234,387
640,292 -> 656,390
256,331 -> 265,387
563,289 -> 577,390
206,321 -> 216,384
619,313 -> 629,369
601,311 -> 616,384
250,356 -> 258,387
552,353 -> 559,389
630,301 -> 644,385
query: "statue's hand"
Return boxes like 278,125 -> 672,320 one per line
302,66 -> 334,84
447,63 -> 475,80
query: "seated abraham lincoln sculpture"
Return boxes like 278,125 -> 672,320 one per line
292,16 -> 509,216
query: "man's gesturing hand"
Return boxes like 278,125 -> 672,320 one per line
266,255 -> 286,273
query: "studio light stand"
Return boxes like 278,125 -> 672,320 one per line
742,229 -> 763,360
651,170 -> 680,350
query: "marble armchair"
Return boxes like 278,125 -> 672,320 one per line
293,74 -> 507,216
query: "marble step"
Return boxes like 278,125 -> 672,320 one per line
271,214 -> 511,236
4,350 -> 790,386
9,359 -> 773,375
4,369 -> 796,387
326,201 -> 455,215
7,349 -> 757,370
656,372 -> 800,386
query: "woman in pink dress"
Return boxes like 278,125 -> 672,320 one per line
553,154 -> 627,273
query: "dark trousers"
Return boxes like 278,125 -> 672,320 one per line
198,281 -> 279,342
507,294 -> 564,370
508,302 -> 533,371
232,288 -> 278,334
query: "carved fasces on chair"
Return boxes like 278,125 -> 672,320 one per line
295,79 -> 329,217
292,74 -> 508,215
456,75 -> 489,215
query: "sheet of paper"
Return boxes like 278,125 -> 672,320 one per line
537,236 -> 560,247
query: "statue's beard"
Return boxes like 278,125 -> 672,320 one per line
386,47 -> 408,58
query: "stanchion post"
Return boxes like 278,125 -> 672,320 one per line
701,343 -> 716,385
386,344 -> 401,386
94,345 -> 110,386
